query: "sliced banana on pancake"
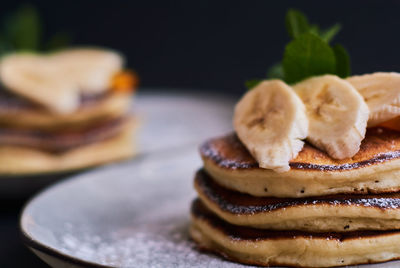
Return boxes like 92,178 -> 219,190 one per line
0,53 -> 79,114
0,48 -> 123,114
294,75 -> 369,159
201,131 -> 400,198
50,48 -> 123,94
347,72 -> 400,127
233,80 -> 308,172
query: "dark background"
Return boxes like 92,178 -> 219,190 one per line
1,0 -> 400,267
1,0 -> 400,94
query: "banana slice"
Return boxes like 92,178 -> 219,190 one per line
347,72 -> 400,127
293,75 -> 369,159
233,80 -> 308,172
0,53 -> 79,114
0,48 -> 123,114
50,48 -> 123,94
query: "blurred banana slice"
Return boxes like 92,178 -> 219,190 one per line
347,72 -> 400,127
294,75 -> 369,159
0,48 -> 123,114
50,48 -> 123,94
0,53 -> 79,114
233,80 -> 308,172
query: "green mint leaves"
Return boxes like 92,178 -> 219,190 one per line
0,5 -> 71,56
332,44 -> 351,78
282,33 -> 336,84
4,5 -> 41,51
285,9 -> 310,40
285,9 -> 341,43
246,9 -> 351,88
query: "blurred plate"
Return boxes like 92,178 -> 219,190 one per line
1,90 -> 235,199
19,91 -> 400,267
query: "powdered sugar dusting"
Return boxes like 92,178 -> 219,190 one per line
58,214 -> 247,268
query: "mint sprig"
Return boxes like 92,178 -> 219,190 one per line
285,9 -> 341,43
246,9 -> 351,88
285,9 -> 310,40
282,33 -> 336,84
4,5 -> 41,51
332,44 -> 351,78
0,4 -> 71,56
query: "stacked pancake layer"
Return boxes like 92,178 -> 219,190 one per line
190,129 -> 400,267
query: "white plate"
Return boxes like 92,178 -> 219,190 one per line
20,92 -> 399,267
1,91 -> 235,199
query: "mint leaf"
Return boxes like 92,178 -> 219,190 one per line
333,44 -> 351,78
285,9 -> 310,39
245,79 -> 262,89
267,63 -> 284,79
309,25 -> 320,36
282,33 -> 336,84
5,5 -> 41,51
285,9 -> 341,43
246,9 -> 350,87
320,23 -> 341,43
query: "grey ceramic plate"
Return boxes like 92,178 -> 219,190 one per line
1,91 -> 235,199
20,92 -> 400,268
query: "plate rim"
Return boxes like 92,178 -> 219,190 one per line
20,229 -> 113,268
19,170 -> 115,268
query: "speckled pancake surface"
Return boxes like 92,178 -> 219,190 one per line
190,199 -> 400,267
201,128 -> 400,197
195,170 -> 400,232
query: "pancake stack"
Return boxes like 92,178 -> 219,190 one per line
190,76 -> 400,267
0,48 -> 138,175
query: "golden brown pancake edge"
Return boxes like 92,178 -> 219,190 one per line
200,128 -> 400,172
190,199 -> 400,267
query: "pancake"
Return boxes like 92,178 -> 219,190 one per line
0,91 -> 131,130
0,118 -> 137,175
195,169 -> 400,232
0,116 -> 131,152
201,128 -> 400,197
190,199 -> 400,267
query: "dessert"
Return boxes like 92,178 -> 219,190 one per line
190,9 -> 400,267
0,48 -> 138,174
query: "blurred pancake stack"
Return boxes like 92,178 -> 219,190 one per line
0,48 -> 138,175
190,74 -> 400,267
